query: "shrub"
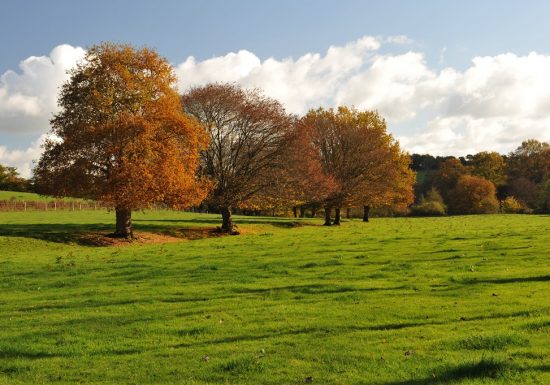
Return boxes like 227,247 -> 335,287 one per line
502,196 -> 523,213
449,175 -> 499,214
410,188 -> 447,216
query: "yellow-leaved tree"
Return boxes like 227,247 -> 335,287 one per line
300,106 -> 414,225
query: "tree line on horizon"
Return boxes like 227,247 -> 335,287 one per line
411,141 -> 550,216
0,43 -> 548,236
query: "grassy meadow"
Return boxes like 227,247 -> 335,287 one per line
0,209 -> 548,384
0,190 -> 86,203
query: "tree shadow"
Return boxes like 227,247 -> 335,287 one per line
376,358 -> 508,385
0,347 -> 61,360
174,321 -> 427,348
0,223 -> 111,245
230,283 -> 406,295
133,216 -> 314,227
0,222 -> 221,246
479,275 -> 550,284
458,275 -> 550,285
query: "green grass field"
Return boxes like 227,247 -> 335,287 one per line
0,210 -> 548,384
0,190 -> 84,202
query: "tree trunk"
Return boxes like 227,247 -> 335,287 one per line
292,206 -> 297,218
114,207 -> 133,238
311,208 -> 317,218
346,207 -> 351,218
324,207 -> 332,226
334,207 -> 341,225
299,205 -> 306,218
220,206 -> 234,233
363,205 -> 371,222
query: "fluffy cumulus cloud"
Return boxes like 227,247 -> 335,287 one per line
0,135 -> 48,177
0,44 -> 85,133
176,36 -> 382,114
4,37 -> 550,176
177,43 -> 550,156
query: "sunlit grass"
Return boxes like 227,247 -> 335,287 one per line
0,211 -> 548,384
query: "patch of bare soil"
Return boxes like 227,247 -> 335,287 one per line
77,227 -> 224,247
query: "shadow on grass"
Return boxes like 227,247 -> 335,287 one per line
0,222 -> 221,246
0,347 -> 61,360
231,283 -> 406,295
174,321 -> 427,348
377,358 -> 508,385
133,216 -> 314,227
0,214 -> 310,246
480,275 -> 550,284
457,275 -> 550,285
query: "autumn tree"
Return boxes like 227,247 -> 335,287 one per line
508,177 -> 537,208
411,187 -> 447,216
355,148 -> 415,222
432,157 -> 470,202
275,120 -> 338,217
299,107 -> 410,225
537,178 -> 550,212
502,196 -> 522,213
34,43 -> 208,238
449,175 -> 499,214
507,140 -> 550,183
0,165 -> 29,191
182,83 -> 293,233
468,151 -> 506,187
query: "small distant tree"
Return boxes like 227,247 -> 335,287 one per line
502,196 -> 522,213
35,43 -> 208,238
411,187 -> 447,216
450,175 -> 499,214
0,165 -> 29,191
182,83 -> 293,233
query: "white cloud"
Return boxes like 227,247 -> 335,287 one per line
5,38 -> 550,176
0,135 -> 47,178
178,44 -> 550,156
175,36 -> 381,114
0,44 -> 85,132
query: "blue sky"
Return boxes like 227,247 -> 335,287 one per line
3,0 -> 550,72
3,0 -> 550,175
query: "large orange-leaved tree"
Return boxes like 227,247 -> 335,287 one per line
34,43 -> 209,238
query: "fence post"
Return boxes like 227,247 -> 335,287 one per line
24,201 -> 27,211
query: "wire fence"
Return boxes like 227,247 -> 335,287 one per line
0,200 -> 110,212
